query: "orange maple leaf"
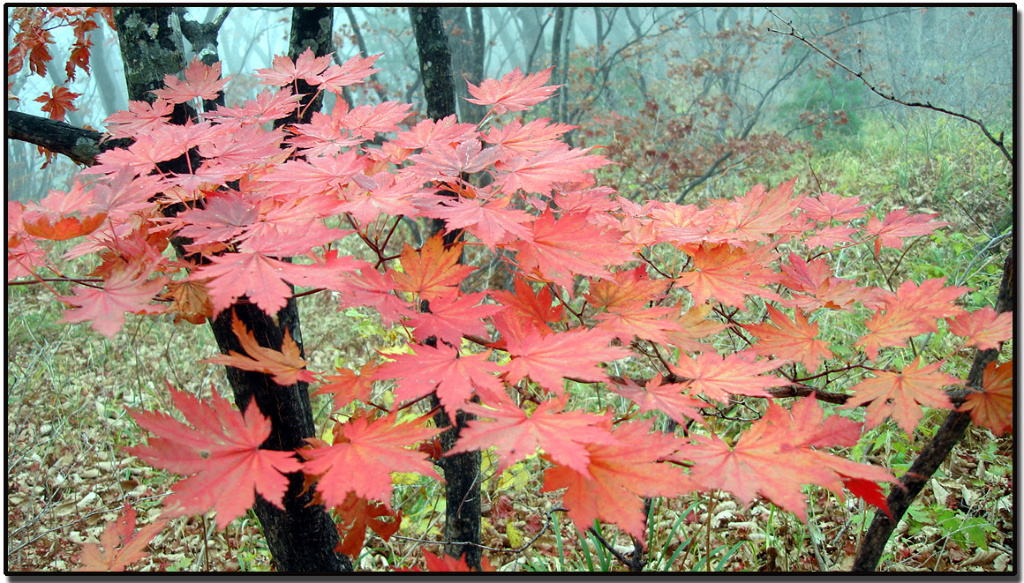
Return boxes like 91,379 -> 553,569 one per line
449,395 -> 618,477
946,306 -> 1014,351
22,211 -> 106,241
541,418 -> 692,544
334,494 -> 401,559
841,357 -> 962,436
681,397 -> 895,522
677,243 -> 781,310
125,387 -> 304,529
300,411 -> 441,509
663,304 -> 729,352
34,85 -> 80,121
607,373 -> 709,426
742,305 -> 833,373
76,504 -> 166,571
856,277 -> 969,360
201,312 -> 316,386
388,233 -> 475,300
669,351 -> 789,404
958,360 -> 1012,437
313,362 -> 379,411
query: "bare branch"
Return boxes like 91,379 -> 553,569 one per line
765,9 -> 1013,167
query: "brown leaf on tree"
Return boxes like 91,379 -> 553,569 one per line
201,312 -> 316,386
159,279 -> 214,325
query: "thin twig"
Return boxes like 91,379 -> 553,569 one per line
765,9 -> 1013,167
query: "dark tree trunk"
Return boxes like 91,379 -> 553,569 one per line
409,6 -> 484,569
111,7 -> 350,572
852,248 -> 1014,571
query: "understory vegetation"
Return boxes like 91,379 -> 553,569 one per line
7,108 -> 1013,571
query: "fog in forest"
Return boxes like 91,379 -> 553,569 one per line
7,6 -> 1013,203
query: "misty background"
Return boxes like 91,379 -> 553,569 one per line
7,6 -> 1013,205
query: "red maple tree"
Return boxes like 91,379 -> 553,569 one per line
7,45 -> 1012,572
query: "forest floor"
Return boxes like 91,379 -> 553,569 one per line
6,279 -> 1014,573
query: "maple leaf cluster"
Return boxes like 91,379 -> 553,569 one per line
12,51 -> 1011,567
8,7 -> 114,119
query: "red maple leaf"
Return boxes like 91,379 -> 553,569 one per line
201,312 -> 316,386
680,396 -> 895,522
338,101 -> 413,139
669,351 -> 789,404
608,373 -> 709,426
865,208 -> 949,256
337,266 -> 414,325
374,344 -> 505,420
708,177 -> 804,244
449,395 -> 618,477
259,149 -> 368,198
541,418 -> 691,543
405,291 -> 500,347
482,117 -> 575,157
125,386 -> 304,529
392,114 -> 477,150
508,210 -> 633,291
153,57 -> 229,103
60,260 -> 169,338
313,53 -> 381,93
502,326 -> 632,393
338,171 -> 430,225
399,549 -> 494,572
76,504 -> 166,571
34,85 -> 80,121
466,66 -> 559,115
804,225 -> 857,249
958,360 -> 1013,437
254,47 -> 332,86
420,194 -> 533,249
778,253 -> 866,311
742,305 -> 833,373
841,357 -> 962,436
946,306 -> 1014,351
800,192 -> 867,222
300,412 -> 441,508
103,99 -> 174,139
493,147 -> 609,195
408,137 -> 503,182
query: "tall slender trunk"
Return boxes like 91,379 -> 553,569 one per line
409,6 -> 484,569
